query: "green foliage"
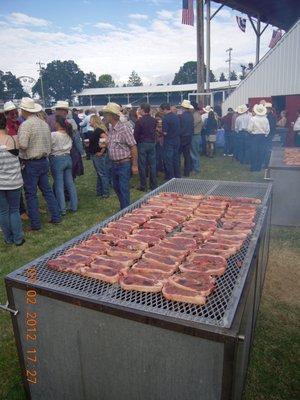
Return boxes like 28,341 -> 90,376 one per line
230,70 -> 238,81
219,72 -> 227,82
127,70 -> 143,87
32,60 -> 85,104
84,72 -> 97,88
172,61 -> 216,84
97,74 -> 115,88
0,71 -> 28,100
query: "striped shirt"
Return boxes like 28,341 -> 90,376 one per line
18,116 -> 51,160
108,121 -> 136,161
0,146 -> 23,190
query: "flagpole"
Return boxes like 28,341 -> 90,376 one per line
196,0 -> 205,105
205,0 -> 211,93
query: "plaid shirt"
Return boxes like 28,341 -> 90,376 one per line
18,116 -> 52,160
108,121 -> 136,161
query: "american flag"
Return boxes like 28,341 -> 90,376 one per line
269,29 -> 283,48
236,16 -> 246,32
182,0 -> 194,26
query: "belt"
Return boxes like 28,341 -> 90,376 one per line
50,153 -> 69,157
112,157 -> 131,164
22,157 -> 47,161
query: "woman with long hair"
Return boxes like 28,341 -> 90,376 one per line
50,115 -> 78,215
204,111 -> 218,157
89,115 -> 110,198
0,113 -> 25,245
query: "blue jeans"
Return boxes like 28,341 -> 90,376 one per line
138,142 -> 157,190
0,188 -> 24,244
91,153 -> 110,196
112,161 -> 131,209
163,139 -> 180,180
250,135 -> 265,171
224,130 -> 233,155
156,142 -> 164,173
190,134 -> 201,173
50,155 -> 78,213
22,158 -> 61,229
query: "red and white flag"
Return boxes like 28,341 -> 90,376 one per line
269,29 -> 283,48
182,0 -> 194,26
236,16 -> 246,32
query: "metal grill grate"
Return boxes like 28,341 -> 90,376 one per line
7,179 -> 271,329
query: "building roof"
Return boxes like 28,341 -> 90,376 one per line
214,0 -> 300,31
77,81 -> 239,97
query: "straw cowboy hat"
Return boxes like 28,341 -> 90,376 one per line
253,104 -> 267,116
181,99 -> 194,109
102,102 -> 121,116
3,101 -> 17,113
52,100 -> 71,110
203,105 -> 213,113
265,102 -> 272,108
19,97 -> 42,113
237,104 -> 248,114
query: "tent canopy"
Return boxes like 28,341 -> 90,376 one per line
214,0 -> 300,30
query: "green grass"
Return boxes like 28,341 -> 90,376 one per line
0,153 -> 299,399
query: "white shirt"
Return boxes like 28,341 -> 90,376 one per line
79,114 -> 94,133
293,116 -> 300,131
235,113 -> 252,132
51,131 -> 72,156
201,113 -> 208,122
247,115 -> 270,136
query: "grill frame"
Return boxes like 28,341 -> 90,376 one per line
5,179 -> 272,333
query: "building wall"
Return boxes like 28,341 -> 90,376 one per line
222,19 -> 300,113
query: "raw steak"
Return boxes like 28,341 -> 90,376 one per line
101,228 -> 128,238
106,246 -> 143,259
168,274 -> 215,296
142,252 -> 180,267
162,281 -> 206,305
116,238 -> 149,251
132,260 -> 177,274
83,265 -> 120,284
119,274 -> 163,293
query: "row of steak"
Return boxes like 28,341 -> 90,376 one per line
47,192 -> 260,306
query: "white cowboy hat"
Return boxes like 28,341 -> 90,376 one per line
102,102 -> 121,116
181,99 -> 194,109
52,100 -> 71,110
3,101 -> 17,113
237,104 -> 248,114
253,104 -> 267,116
265,102 -> 272,108
203,105 -> 213,113
19,97 -> 42,113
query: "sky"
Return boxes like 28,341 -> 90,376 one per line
0,0 -> 278,86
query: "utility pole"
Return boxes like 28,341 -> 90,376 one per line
196,0 -> 205,106
205,0 -> 211,93
226,47 -> 233,90
36,61 -> 45,107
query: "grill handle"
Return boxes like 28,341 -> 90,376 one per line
0,301 -> 18,316
264,168 -> 273,181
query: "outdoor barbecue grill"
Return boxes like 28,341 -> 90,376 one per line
5,179 -> 272,400
266,147 -> 300,226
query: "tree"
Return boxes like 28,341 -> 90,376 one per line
229,70 -> 238,81
172,61 -> 216,84
219,72 -> 227,82
97,74 -> 115,88
127,71 -> 143,87
32,60 -> 84,104
84,72 -> 97,88
0,71 -> 28,100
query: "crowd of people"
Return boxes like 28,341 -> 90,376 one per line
0,96 -> 299,246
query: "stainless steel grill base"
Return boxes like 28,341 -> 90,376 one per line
5,179 -> 272,400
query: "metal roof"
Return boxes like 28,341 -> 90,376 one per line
77,81 -> 239,97
214,0 -> 300,30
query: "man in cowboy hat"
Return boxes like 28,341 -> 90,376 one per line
48,100 -> 78,133
234,104 -> 251,164
2,101 -> 20,136
248,104 -> 270,172
103,102 -> 138,210
179,99 -> 194,176
18,97 -> 61,230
